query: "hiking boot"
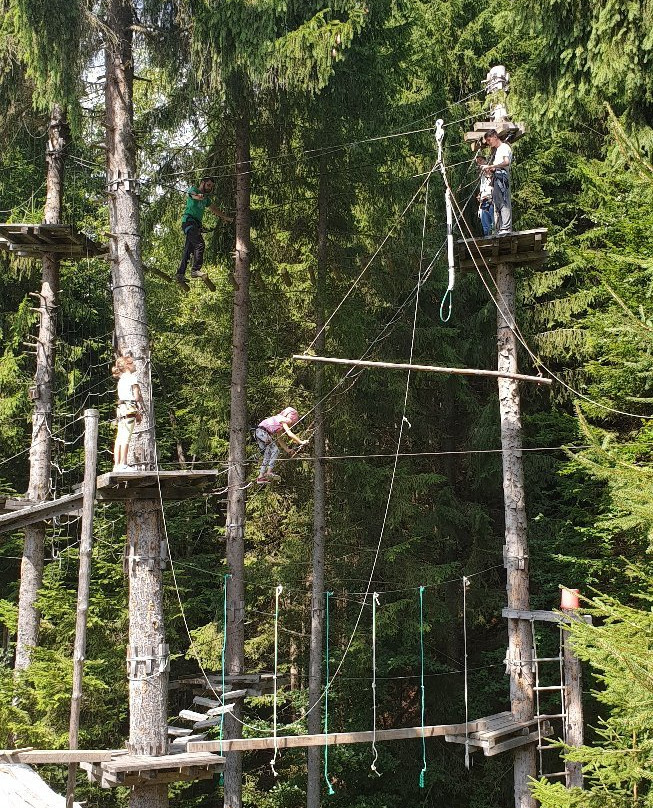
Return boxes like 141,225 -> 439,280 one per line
191,269 -> 207,279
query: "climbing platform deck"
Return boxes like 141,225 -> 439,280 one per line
170,672 -> 286,697
445,711 -> 552,757
94,470 -> 224,501
455,228 -> 548,271
0,223 -> 105,259
0,492 -> 83,535
81,750 -> 224,788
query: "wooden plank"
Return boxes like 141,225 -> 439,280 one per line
1,749 -> 116,763
502,608 -> 592,625
444,734 -> 488,748
179,709 -> 207,722
167,727 -> 193,737
193,696 -> 222,709
104,752 -> 223,773
485,729 -> 542,757
206,704 -> 234,717
188,720 -> 487,753
0,491 -> 84,534
293,355 -> 552,387
192,718 -> 222,731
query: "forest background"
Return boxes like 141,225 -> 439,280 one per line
1,0 -> 652,806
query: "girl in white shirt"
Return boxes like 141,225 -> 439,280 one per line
111,355 -> 144,471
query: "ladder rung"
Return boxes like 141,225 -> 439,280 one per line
533,656 -> 562,663
537,745 -> 558,751
543,771 -> 566,778
536,713 -> 565,720
533,685 -> 564,691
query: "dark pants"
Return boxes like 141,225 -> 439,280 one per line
177,219 -> 205,276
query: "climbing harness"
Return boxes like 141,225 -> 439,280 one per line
370,592 -> 381,776
270,584 -> 283,777
324,591 -> 335,795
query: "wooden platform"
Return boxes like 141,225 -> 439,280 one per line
94,470 -> 225,501
81,750 -> 224,788
502,608 -> 592,625
444,711 -> 553,757
0,492 -> 83,535
464,119 -> 527,149
455,228 -> 548,271
0,748 -> 115,764
0,223 -> 105,259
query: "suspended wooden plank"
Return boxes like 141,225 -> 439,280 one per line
0,491 -> 83,534
0,223 -> 106,260
455,228 -> 548,272
0,749 -> 115,764
293,355 -> 552,386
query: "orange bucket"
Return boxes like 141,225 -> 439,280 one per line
560,588 -> 580,610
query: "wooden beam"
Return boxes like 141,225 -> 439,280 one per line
188,720 -> 485,753
0,749 -> 117,763
502,608 -> 592,624
0,491 -> 83,534
293,355 -> 552,386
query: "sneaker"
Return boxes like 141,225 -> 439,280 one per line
256,475 -> 271,484
191,269 -> 207,279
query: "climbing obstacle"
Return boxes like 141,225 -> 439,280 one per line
0,223 -> 105,259
95,469 -> 224,501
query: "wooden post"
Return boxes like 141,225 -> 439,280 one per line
105,3 -> 168,808
223,71 -> 251,808
496,261 -> 536,808
15,105 -> 68,673
307,160 -> 328,808
66,409 -> 99,808
562,613 -> 584,789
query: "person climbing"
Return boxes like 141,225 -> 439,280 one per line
112,354 -> 145,472
176,177 -> 233,284
475,154 -> 494,237
483,129 -> 513,236
255,407 -> 309,484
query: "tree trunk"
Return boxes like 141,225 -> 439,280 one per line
562,614 -> 584,789
223,79 -> 251,808
15,104 -> 68,673
105,3 -> 168,808
306,164 -> 328,808
496,262 -> 536,808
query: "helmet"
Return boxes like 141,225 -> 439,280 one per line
281,407 -> 299,424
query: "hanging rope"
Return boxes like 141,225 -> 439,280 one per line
324,591 -> 335,795
219,573 -> 231,759
270,584 -> 283,777
435,117 -> 455,323
462,576 -> 470,769
418,585 -> 427,788
370,592 -> 381,776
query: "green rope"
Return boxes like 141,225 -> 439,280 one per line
219,573 -> 232,774
323,591 -> 335,795
419,586 -> 427,788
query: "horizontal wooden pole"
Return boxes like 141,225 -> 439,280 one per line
188,721 -> 480,753
293,355 -> 552,386
0,749 -> 117,763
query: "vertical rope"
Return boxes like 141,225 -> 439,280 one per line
370,592 -> 381,776
270,584 -> 283,777
419,585 -> 427,788
323,590 -> 335,794
462,576 -> 470,769
219,573 -> 231,765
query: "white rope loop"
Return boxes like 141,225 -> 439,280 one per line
270,584 -> 284,777
370,592 -> 381,776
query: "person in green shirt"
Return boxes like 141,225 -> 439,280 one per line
176,177 -> 233,283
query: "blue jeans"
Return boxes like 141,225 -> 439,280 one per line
480,200 -> 494,237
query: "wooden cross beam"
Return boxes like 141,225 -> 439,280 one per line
293,355 -> 552,386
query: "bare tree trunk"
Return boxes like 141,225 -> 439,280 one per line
306,165 -> 328,808
496,262 -> 536,808
223,79 -> 250,808
105,3 -> 168,807
562,613 -> 583,789
15,104 -> 68,673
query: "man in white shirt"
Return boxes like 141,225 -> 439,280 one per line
483,129 -> 513,235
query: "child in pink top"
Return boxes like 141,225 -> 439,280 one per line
255,407 -> 308,483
